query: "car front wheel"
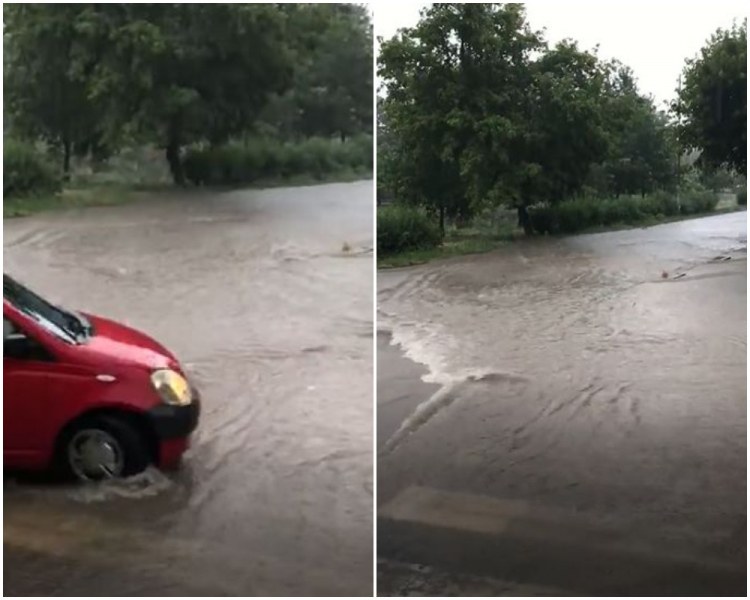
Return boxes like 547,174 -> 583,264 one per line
62,415 -> 150,482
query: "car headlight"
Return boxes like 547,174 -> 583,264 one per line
151,369 -> 192,406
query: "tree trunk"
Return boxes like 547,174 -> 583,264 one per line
517,205 -> 533,235
439,204 -> 445,235
62,139 -> 72,181
166,141 -> 185,186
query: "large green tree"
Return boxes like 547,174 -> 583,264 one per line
257,4 -> 373,142
77,4 -> 294,184
677,20 -> 746,175
4,4 -> 296,185
379,4 -> 542,231
295,4 -> 373,140
595,63 -> 677,197
520,41 -> 610,207
379,3 -> 612,233
3,4 -> 109,176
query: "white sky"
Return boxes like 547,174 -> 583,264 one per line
374,1 -> 747,108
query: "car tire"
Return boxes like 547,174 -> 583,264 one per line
58,415 -> 151,482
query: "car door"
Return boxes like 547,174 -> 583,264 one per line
3,315 -> 60,467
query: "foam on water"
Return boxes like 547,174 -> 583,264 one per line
67,467 -> 174,503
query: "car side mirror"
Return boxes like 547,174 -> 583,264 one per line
5,331 -> 29,355
4,332 -> 52,361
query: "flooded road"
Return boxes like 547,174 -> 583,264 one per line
4,181 -> 373,596
378,212 -> 746,595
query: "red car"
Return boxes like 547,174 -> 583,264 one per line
3,274 -> 200,482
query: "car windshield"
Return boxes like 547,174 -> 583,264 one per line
3,275 -> 89,344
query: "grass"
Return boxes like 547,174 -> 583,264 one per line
378,222 -> 518,268
5,138 -> 372,218
4,168 -> 372,218
377,201 -> 746,269
127,168 -> 371,194
3,183 -> 134,218
377,237 -> 502,268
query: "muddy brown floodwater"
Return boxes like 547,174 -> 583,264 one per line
4,181 -> 373,596
378,212 -> 746,596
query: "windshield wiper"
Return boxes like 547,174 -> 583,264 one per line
72,311 -> 93,338
19,307 -> 78,344
63,312 -> 90,342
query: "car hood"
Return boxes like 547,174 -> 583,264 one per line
74,313 -> 182,372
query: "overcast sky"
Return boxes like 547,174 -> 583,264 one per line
374,1 -> 747,108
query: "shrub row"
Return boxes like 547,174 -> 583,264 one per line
183,135 -> 372,186
529,191 -> 719,235
3,138 -> 61,199
378,204 -> 443,255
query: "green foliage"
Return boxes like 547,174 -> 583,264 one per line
377,3 -> 674,231
4,4 -> 373,186
378,4 -> 543,222
640,191 -> 681,217
275,4 -> 373,140
679,190 -> 720,214
377,205 -> 443,255
595,65 -> 678,198
183,135 -> 372,186
3,5 -> 110,173
3,138 -> 61,199
529,191 -> 718,234
699,167 -> 742,191
677,20 -> 747,175
524,40 -> 610,204
74,4 -> 296,184
738,188 -> 747,206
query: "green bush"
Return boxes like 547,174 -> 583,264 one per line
528,205 -> 558,234
737,188 -> 746,206
556,199 -> 597,233
679,190 -> 719,214
600,196 -> 645,224
529,190 -> 719,235
378,204 -> 443,255
640,191 -> 680,217
3,138 -> 61,199
183,134 -> 372,186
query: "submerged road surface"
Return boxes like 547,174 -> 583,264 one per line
378,212 -> 746,596
4,182 -> 373,596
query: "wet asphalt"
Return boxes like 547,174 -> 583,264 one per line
377,211 -> 747,596
4,182 -> 374,596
